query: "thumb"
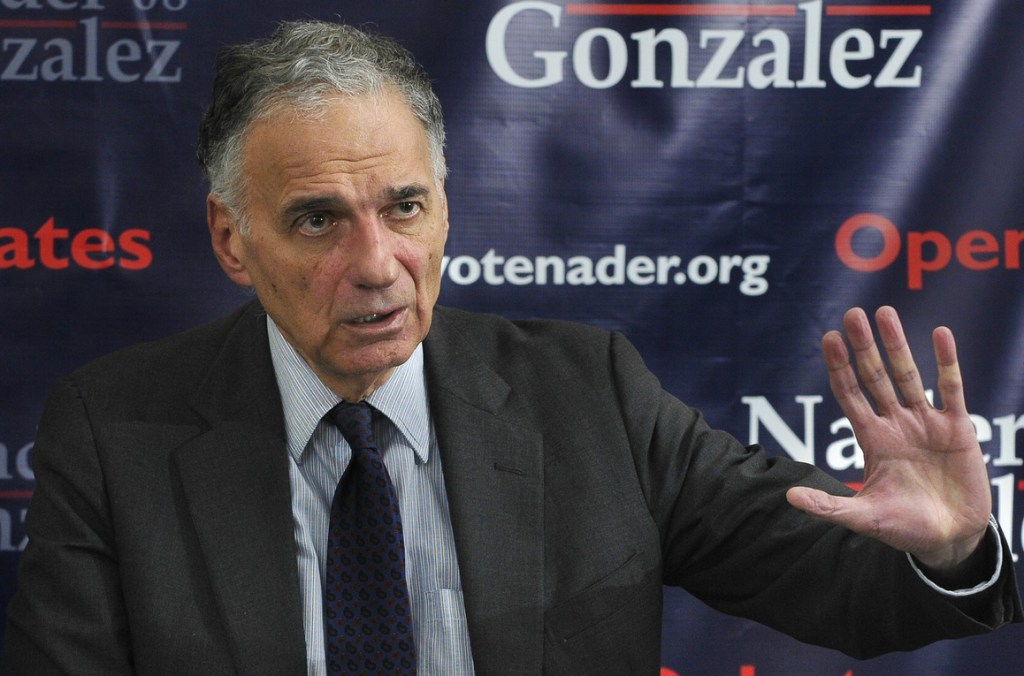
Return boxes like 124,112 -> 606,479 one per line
786,486 -> 846,520
787,487 -> 883,542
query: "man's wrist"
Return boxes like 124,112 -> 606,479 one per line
908,517 -> 1003,596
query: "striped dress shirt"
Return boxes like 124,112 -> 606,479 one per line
267,319 -> 476,675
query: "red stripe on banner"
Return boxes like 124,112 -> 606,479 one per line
0,19 -> 76,28
1018,480 -> 1024,492
0,490 -> 34,500
827,5 -> 932,15
100,21 -> 189,30
845,482 -> 865,492
565,4 -> 797,16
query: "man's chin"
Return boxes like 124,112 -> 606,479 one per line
317,344 -> 419,398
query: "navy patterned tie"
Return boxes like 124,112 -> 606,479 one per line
323,401 -> 416,674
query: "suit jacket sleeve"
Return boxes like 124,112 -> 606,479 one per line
605,329 -> 1022,659
3,302 -> 304,676
3,376 -> 135,675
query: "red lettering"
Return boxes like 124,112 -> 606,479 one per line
834,213 -> 900,272
118,228 -> 153,270
1005,230 -> 1024,269
71,229 -> 116,270
0,218 -> 153,270
836,215 -> 1022,289
35,216 -> 70,269
906,231 -> 951,290
955,230 -> 999,270
0,227 -> 33,269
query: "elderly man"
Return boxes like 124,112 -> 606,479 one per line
3,20 -> 1020,675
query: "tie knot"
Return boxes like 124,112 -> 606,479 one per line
327,401 -> 376,451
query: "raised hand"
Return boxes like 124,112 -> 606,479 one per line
786,306 -> 991,573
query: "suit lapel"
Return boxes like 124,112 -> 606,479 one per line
167,303 -> 546,672
424,309 -> 545,674
172,303 -> 307,675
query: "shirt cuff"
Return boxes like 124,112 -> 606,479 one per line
906,515 -> 1003,597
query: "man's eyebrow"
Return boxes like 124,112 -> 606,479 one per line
280,196 -> 349,221
386,184 -> 432,201
279,185 -> 432,222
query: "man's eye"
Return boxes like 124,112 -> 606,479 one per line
298,213 -> 332,236
391,201 -> 420,219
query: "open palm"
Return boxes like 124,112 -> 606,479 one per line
787,306 -> 991,572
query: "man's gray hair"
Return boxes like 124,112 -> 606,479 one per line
196,20 -> 447,225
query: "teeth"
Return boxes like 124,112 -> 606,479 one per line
355,313 -> 385,324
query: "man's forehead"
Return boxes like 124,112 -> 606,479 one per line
243,94 -> 434,195
250,90 -> 425,154
258,87 -> 414,132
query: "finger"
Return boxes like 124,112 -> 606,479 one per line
874,306 -> 927,408
933,325 -> 968,414
822,329 -> 875,426
843,307 -> 900,414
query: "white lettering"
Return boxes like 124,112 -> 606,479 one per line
696,29 -> 745,88
442,247 -> 769,294
875,29 -> 923,87
630,28 -> 694,89
574,27 -> 628,89
487,0 -> 925,91
626,255 -> 656,285
0,508 -> 28,553
748,29 -> 794,89
992,414 -> 1024,467
485,1 -> 565,88
830,28 -> 874,89
595,244 -> 626,284
82,15 -> 100,81
444,255 -> 481,284
797,0 -> 826,88
504,255 -> 533,285
481,248 -> 505,285
145,40 -> 182,82
107,38 -> 142,82
535,255 -> 565,285
1,39 -> 37,80
687,255 -> 717,285
566,255 -> 596,285
41,37 -> 74,81
656,255 -> 682,284
133,0 -> 187,9
825,417 -> 863,470
0,443 -> 34,481
0,17 -> 184,83
742,395 -> 823,464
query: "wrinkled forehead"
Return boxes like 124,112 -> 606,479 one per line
240,91 -> 439,207
247,87 -> 437,173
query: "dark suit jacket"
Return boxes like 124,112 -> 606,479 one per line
4,301 -> 1021,674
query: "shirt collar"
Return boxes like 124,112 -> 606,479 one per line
266,317 -> 430,464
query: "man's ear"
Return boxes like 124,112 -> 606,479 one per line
207,195 -> 252,287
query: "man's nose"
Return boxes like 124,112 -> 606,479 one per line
343,218 -> 401,289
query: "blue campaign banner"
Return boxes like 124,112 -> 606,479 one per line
2,1 -> 1023,673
